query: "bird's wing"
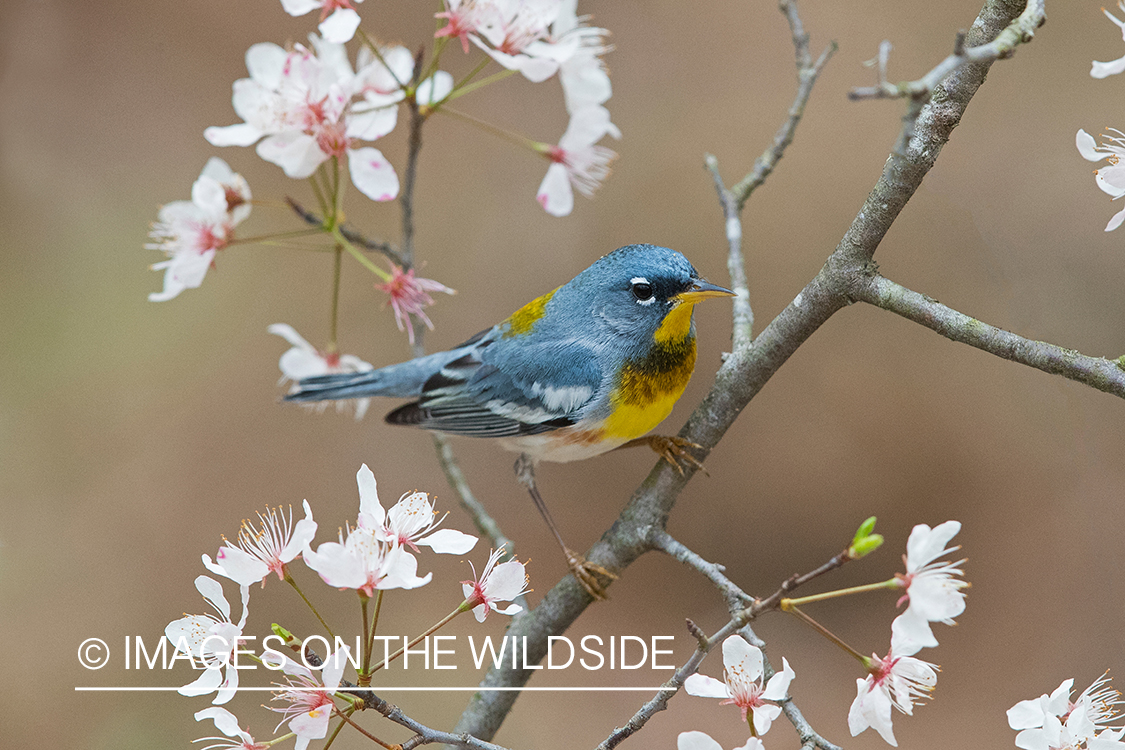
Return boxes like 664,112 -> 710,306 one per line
384,338 -> 602,437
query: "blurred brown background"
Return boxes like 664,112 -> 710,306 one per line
2,0 -> 1123,747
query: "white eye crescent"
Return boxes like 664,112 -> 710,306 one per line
630,277 -> 655,304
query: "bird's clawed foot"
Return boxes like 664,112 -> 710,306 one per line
622,435 -> 708,476
564,547 -> 617,601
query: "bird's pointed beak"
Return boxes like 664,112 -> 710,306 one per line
675,279 -> 736,304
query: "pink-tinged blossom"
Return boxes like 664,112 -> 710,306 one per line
684,636 -> 794,736
377,266 -> 456,344
1077,128 -> 1125,232
552,0 -> 612,114
165,576 -> 251,705
536,105 -> 619,216
848,644 -> 938,747
352,464 -> 477,555
677,731 -> 764,750
1008,674 -> 1124,750
202,501 -> 317,587
461,547 -> 529,622
890,520 -> 968,650
469,0 -> 565,83
269,323 -> 375,419
204,38 -> 403,202
436,0 -> 492,53
271,644 -> 352,750
280,0 -> 364,44
194,707 -> 267,750
302,465 -> 433,595
147,159 -> 250,302
1092,3 -> 1125,79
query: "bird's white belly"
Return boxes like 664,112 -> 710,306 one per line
497,424 -> 627,463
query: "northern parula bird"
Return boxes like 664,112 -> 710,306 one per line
286,243 -> 733,598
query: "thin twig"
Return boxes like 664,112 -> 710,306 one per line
286,197 -> 409,268
649,529 -> 753,611
852,274 -> 1125,399
596,547 -> 849,750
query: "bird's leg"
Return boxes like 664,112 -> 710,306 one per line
513,453 -> 617,600
615,435 -> 709,476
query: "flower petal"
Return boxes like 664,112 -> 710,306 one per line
418,528 -> 478,554
319,7 -> 362,44
348,147 -> 400,201
683,673 -> 730,699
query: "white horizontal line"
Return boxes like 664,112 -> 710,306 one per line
74,686 -> 668,692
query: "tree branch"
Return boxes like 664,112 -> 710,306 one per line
851,274 -> 1125,398
451,0 -> 1039,743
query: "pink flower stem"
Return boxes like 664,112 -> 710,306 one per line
226,228 -> 324,246
437,68 -> 517,109
308,174 -> 330,218
331,227 -> 391,281
371,605 -> 465,674
437,106 -> 540,151
782,603 -> 868,664
359,589 -> 385,682
780,578 -> 900,608
328,244 -> 342,352
284,568 -> 336,641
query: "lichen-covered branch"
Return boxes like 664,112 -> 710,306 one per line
451,0 -> 1038,744
851,274 -> 1125,399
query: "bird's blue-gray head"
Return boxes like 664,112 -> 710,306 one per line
549,244 -> 733,347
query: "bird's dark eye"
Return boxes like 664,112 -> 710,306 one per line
631,281 -> 654,301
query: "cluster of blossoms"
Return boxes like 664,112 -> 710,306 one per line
677,521 -> 967,749
1008,675 -> 1125,750
848,520 -> 967,746
1080,3 -> 1125,231
164,464 -> 529,748
434,0 -> 620,215
147,158 -> 251,302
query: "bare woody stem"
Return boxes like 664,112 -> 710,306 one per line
452,2 -> 1046,745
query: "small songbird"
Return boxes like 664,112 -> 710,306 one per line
285,243 -> 734,598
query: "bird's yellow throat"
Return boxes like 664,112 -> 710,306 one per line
604,301 -> 698,440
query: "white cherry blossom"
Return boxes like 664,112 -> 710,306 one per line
281,0 -> 365,44
147,159 -> 250,302
1008,674 -> 1124,750
677,731 -> 764,750
891,520 -> 968,650
353,464 -> 477,554
165,576 -> 251,705
204,38 -> 404,202
536,104 -> 619,216
202,501 -> 317,587
684,636 -> 794,736
848,643 -> 937,747
271,644 -> 352,750
461,547 -> 529,622
1092,3 -> 1125,79
1077,128 -> 1125,231
194,707 -> 266,750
